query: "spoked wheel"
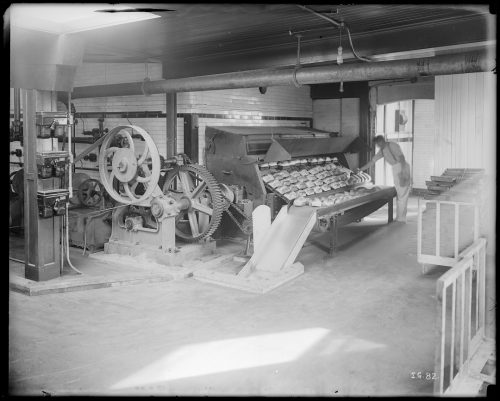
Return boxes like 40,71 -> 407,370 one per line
10,169 -> 24,199
78,179 -> 104,208
163,164 -> 224,242
98,125 -> 161,204
69,173 -> 91,207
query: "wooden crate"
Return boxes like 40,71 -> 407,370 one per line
418,199 -> 479,268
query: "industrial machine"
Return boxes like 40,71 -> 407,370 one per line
205,126 -> 397,255
9,169 -> 24,235
66,173 -> 113,253
19,110 -> 75,281
190,125 -> 398,293
97,125 -> 224,264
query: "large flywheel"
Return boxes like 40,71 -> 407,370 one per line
163,164 -> 224,242
99,125 -> 161,204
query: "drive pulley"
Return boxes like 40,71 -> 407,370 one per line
98,125 -> 161,204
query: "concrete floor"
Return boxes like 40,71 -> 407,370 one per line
8,196 -> 495,396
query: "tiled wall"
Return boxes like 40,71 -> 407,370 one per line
71,63 -> 166,178
178,86 -> 313,163
10,63 -> 313,178
72,64 -> 313,170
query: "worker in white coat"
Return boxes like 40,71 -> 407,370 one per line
358,135 -> 411,222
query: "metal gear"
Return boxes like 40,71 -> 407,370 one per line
162,164 -> 224,242
78,178 -> 104,208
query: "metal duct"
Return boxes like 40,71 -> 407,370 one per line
10,26 -> 84,91
71,51 -> 494,99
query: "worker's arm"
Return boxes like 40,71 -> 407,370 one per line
358,151 -> 382,171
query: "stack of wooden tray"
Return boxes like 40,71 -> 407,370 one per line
423,168 -> 484,200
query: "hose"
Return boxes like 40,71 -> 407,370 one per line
61,212 -> 64,274
67,92 -> 74,199
345,26 -> 372,62
64,205 -> 83,275
297,5 -> 372,62
83,222 -> 88,256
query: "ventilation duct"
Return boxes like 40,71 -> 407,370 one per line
70,51 -> 494,99
10,26 -> 84,91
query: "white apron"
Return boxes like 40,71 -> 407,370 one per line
392,161 -> 411,222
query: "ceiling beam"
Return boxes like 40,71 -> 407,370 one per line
161,14 -> 493,79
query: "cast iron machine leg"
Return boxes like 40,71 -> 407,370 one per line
388,197 -> 394,223
328,215 -> 338,256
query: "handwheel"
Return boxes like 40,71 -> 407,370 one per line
78,179 -> 104,207
69,173 -> 91,206
10,169 -> 24,199
98,125 -> 160,204
162,164 -> 224,242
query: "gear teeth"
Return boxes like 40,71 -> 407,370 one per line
163,164 -> 224,242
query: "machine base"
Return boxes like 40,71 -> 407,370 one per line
104,239 -> 216,266
193,262 -> 304,294
68,208 -> 112,253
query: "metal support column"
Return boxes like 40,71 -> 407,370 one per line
359,89 -> 370,171
23,89 -> 61,281
388,197 -> 394,223
166,92 -> 177,158
183,114 -> 199,163
328,215 -> 338,256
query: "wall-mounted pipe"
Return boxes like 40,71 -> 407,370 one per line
70,51 -> 494,99
13,88 -> 21,121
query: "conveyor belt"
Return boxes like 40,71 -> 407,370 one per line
313,186 -> 396,216
241,185 -> 395,275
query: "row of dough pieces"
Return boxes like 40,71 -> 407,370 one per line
262,162 -> 351,181
262,165 -> 351,188
262,165 -> 355,200
294,186 -> 381,207
259,156 -> 339,169
347,171 -> 372,184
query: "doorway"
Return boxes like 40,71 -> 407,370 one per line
374,100 -> 414,186
374,99 -> 436,189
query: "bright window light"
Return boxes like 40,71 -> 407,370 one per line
320,336 -> 386,356
111,328 -> 330,390
8,4 -> 161,34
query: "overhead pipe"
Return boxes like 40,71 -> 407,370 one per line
70,51 -> 494,99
